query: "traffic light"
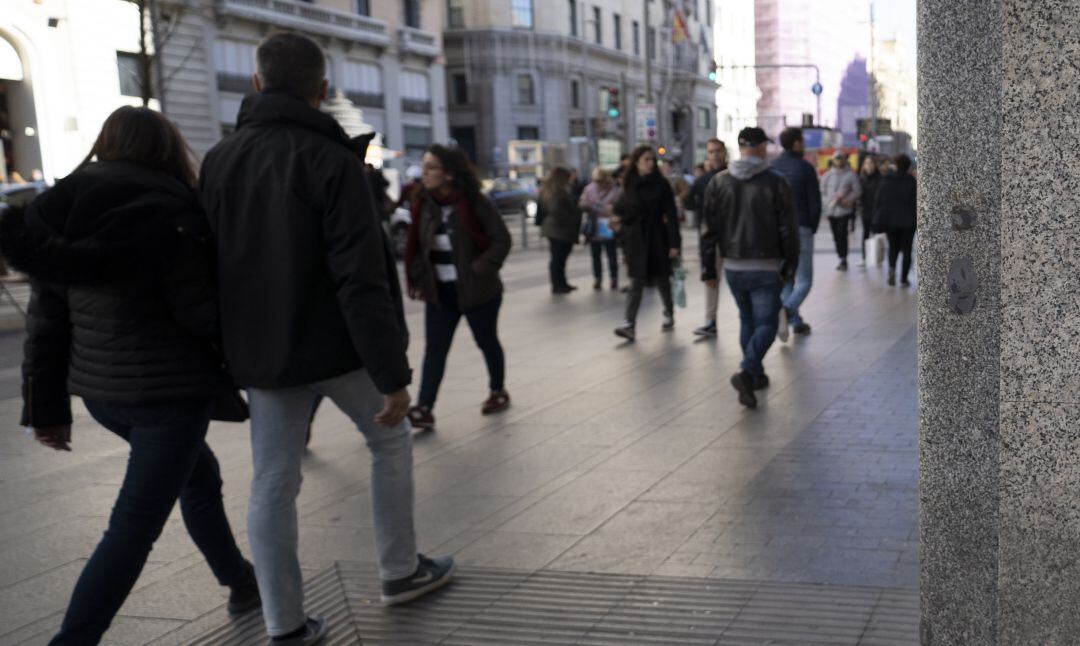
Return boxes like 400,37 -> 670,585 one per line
607,87 -> 620,118
708,60 -> 717,82
657,146 -> 668,157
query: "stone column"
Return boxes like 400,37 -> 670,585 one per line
919,1 -> 1080,644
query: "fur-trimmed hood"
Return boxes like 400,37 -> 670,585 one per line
0,161 -> 207,286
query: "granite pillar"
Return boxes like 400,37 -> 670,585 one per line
919,1 -> 1080,644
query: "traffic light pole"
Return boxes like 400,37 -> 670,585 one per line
718,63 -> 822,127
644,0 -> 653,140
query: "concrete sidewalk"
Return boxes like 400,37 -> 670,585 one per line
0,230 -> 918,645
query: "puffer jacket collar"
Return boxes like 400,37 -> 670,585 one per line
237,91 -> 353,151
0,161 -> 201,287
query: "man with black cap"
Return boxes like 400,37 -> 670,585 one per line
701,127 -> 799,408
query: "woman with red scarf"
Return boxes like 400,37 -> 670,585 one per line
404,145 -> 512,430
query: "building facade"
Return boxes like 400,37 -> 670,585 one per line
1,0 -> 154,183
444,0 -> 717,177
158,0 -> 448,166
754,0 -> 869,137
872,34 -> 916,151
713,0 -> 759,153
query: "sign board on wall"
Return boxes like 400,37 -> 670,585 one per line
636,103 -> 658,142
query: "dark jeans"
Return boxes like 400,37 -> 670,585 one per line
625,276 -> 673,324
828,215 -> 855,260
886,227 -> 917,281
548,239 -> 574,289
725,270 -> 784,377
419,283 -> 505,408
51,398 -> 246,646
590,240 -> 618,282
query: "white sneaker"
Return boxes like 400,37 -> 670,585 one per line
777,307 -> 790,343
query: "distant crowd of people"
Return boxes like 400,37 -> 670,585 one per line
1,27 -> 919,646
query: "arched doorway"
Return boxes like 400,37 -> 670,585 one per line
0,33 -> 42,184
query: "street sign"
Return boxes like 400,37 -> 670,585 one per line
636,103 -> 658,142
811,82 -> 823,96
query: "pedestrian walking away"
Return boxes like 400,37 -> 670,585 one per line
685,138 -> 729,338
199,33 -> 454,644
0,106 -> 259,645
538,166 -> 583,294
404,144 -> 513,431
821,150 -> 861,270
702,127 -> 799,409
578,167 -> 621,290
873,154 -> 918,287
771,127 -> 823,339
857,155 -> 883,268
612,145 -> 682,341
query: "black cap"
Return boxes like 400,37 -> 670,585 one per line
737,127 -> 773,147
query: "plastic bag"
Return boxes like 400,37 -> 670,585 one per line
865,232 -> 887,267
671,259 -> 688,309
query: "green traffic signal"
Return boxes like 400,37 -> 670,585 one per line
708,71 -> 717,81
608,108 -> 620,118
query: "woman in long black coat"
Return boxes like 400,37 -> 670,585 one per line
612,146 -> 682,341
857,155 -> 883,266
873,154 -> 918,286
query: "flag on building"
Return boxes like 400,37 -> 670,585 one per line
673,9 -> 690,43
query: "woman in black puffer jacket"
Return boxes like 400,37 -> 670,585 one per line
0,107 -> 258,645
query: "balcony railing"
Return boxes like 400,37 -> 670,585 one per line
346,90 -> 384,109
398,26 -> 440,58
401,98 -> 431,114
216,0 -> 391,47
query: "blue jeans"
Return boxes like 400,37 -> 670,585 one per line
725,270 -> 784,376
247,369 -> 417,636
52,398 -> 247,645
419,284 -> 505,408
780,226 -> 815,326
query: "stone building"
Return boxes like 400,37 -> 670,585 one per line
157,0 -> 448,166
444,0 -> 718,177
1,0 -> 154,182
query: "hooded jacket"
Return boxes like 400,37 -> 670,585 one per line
0,161 -> 231,427
199,91 -> 411,394
700,156 -> 799,280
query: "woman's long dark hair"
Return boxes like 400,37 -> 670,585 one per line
425,144 -> 482,202
78,106 -> 197,187
539,166 -> 572,203
625,145 -> 659,183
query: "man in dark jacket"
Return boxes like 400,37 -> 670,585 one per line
199,32 -> 453,644
702,127 -> 798,408
685,138 -> 728,337
770,127 -> 822,338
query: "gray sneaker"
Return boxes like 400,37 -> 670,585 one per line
268,616 -> 327,645
693,321 -> 717,337
381,554 -> 456,605
777,308 -> 790,343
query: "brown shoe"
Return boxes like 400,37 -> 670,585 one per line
407,405 -> 435,430
481,391 -> 511,415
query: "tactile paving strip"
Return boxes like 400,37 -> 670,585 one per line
188,562 -> 918,645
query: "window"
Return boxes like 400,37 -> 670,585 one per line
342,60 -> 383,107
592,7 -> 601,44
568,0 -> 577,37
706,0 -> 713,25
511,0 -> 533,28
448,0 -> 465,27
569,119 -> 586,137
570,79 -> 579,108
517,74 -> 535,104
518,126 -> 540,140
403,0 -> 420,28
401,69 -> 431,112
613,14 -> 622,50
404,126 -> 433,160
647,27 -> 657,60
452,73 -> 468,105
117,51 -> 150,98
698,107 -> 712,129
213,40 -> 257,93
633,21 -> 640,56
355,0 -> 369,15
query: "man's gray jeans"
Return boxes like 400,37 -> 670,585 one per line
247,368 -> 417,636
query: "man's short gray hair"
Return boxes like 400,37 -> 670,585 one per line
256,32 -> 326,101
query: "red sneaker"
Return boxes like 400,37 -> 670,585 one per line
481,391 -> 511,415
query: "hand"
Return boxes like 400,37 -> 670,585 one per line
375,388 -> 411,427
669,248 -> 680,259
34,425 -> 72,452
705,280 -> 719,288
407,287 -> 425,301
